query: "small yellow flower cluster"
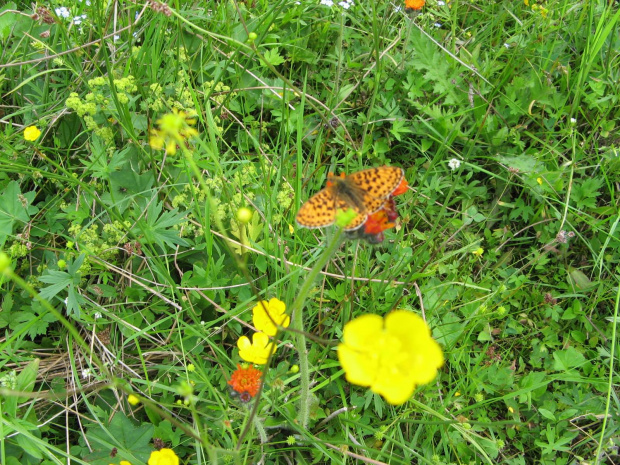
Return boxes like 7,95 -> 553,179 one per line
237,298 -> 290,365
145,68 -> 199,113
67,223 -> 118,263
203,79 -> 236,106
65,75 -> 138,145
202,166 -> 257,224
337,311 -> 443,405
7,242 -> 29,259
149,109 -> 198,155
524,0 -> 548,18
102,220 -> 132,244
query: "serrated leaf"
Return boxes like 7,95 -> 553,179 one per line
262,47 -> 285,66
83,138 -> 131,180
138,200 -> 190,251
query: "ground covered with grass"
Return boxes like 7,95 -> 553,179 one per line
1,0 -> 619,464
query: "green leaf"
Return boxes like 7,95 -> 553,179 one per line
82,137 -> 130,180
15,358 -> 39,399
571,177 -> 604,209
38,255 -> 86,318
538,408 -> 556,421
552,347 -> 586,372
0,3 -> 18,40
85,412 -> 154,464
15,432 -> 43,460
0,181 -> 38,247
153,420 -> 184,447
137,200 -> 190,251
389,119 -> 413,142
262,47 -> 286,66
496,154 -> 542,174
567,266 -> 594,291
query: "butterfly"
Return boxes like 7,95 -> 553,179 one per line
296,166 -> 405,231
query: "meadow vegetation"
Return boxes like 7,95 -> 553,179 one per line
0,0 -> 619,464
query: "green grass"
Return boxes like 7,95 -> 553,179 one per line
1,0 -> 619,463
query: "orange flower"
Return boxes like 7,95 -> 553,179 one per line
391,178 -> 409,196
364,210 -> 395,235
405,0 -> 425,10
228,364 -> 262,397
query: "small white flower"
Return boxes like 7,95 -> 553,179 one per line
82,368 -> 93,379
55,7 -> 70,18
448,158 -> 461,171
320,0 -> 334,6
570,117 -> 576,124
394,5 -> 402,11
78,0 -> 91,5
72,14 -> 87,25
339,1 -> 351,8
504,43 -> 510,49
113,35 -> 120,42
434,22 -> 442,28
94,312 -> 102,319
63,297 -> 69,306
437,0 -> 445,5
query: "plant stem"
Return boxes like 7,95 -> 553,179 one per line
289,229 -> 343,428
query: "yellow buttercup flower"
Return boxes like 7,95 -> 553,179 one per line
252,298 -> 290,336
337,310 -> 443,405
237,332 -> 275,365
24,125 -> 41,141
127,394 -> 140,405
148,449 -> 179,465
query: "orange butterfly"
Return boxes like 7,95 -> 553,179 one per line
296,166 -> 405,231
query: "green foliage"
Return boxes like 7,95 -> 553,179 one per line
0,0 -> 619,464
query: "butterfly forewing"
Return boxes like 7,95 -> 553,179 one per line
347,166 -> 404,199
359,192 -> 387,215
296,188 -> 336,228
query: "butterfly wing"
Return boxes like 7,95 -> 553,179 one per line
347,166 -> 404,202
296,187 -> 337,228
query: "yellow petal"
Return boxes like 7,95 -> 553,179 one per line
337,343 -> 378,385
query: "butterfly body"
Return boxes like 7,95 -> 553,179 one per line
296,166 -> 404,231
